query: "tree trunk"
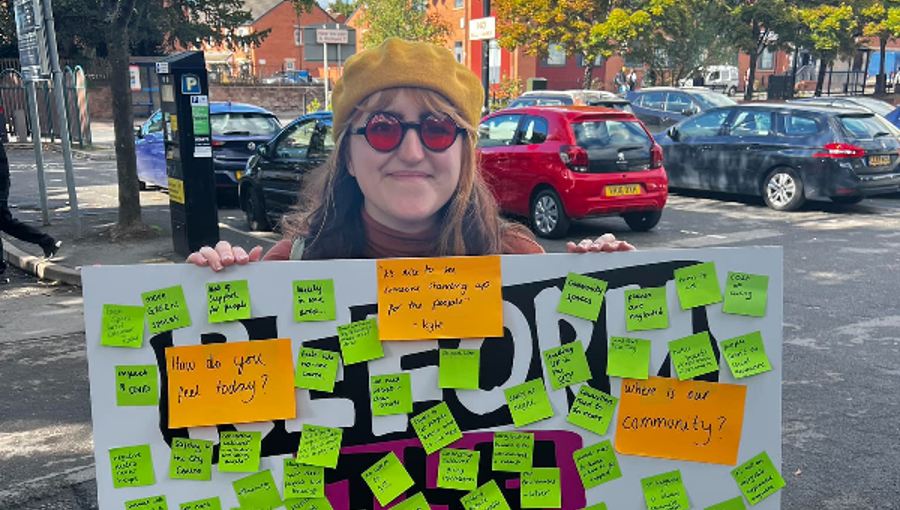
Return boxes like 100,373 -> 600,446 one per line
745,52 -> 758,101
876,37 -> 887,95
107,0 -> 142,229
814,57 -> 828,97
583,60 -> 594,90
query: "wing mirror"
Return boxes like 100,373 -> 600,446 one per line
134,126 -> 142,139
667,126 -> 679,141
257,144 -> 269,157
681,108 -> 696,117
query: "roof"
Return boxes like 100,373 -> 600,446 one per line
210,102 -> 276,115
490,105 -> 638,120
709,102 -> 868,115
633,86 -> 719,93
243,0 -> 283,23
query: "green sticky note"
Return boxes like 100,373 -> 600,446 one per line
542,341 -> 592,390
670,332 -> 719,380
232,470 -> 281,510
558,273 -> 608,321
362,452 -> 415,506
607,337 -> 651,380
100,304 -> 145,348
296,424 -> 343,468
492,431 -> 534,472
180,497 -> 222,510
731,451 -> 785,505
573,440 -> 622,489
521,468 -> 561,509
705,497 -> 747,510
504,379 -> 554,427
674,262 -> 722,309
371,373 -> 413,416
641,470 -> 690,510
439,349 -> 480,389
579,504 -> 608,510
169,437 -> 213,481
218,431 -> 262,472
295,347 -> 340,392
284,498 -> 334,510
336,319 -> 384,365
283,459 -> 324,499
625,287 -> 669,331
461,480 -> 511,510
393,493 -> 430,510
438,449 -> 480,491
721,332 -> 772,379
207,280 -> 251,323
568,386 -> 618,436
192,101 -> 210,136
125,495 -> 168,510
109,444 -> 155,488
723,272 -> 769,317
294,279 -> 336,322
410,402 -> 462,454
116,365 -> 159,406
142,285 -> 192,333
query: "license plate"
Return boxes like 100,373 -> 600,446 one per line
869,155 -> 891,166
236,171 -> 244,180
606,184 -> 642,197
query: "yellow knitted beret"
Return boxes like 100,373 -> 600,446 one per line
331,38 -> 484,133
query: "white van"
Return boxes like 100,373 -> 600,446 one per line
679,65 -> 740,96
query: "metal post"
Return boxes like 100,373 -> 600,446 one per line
40,0 -> 80,236
24,80 -> 49,225
482,0 -> 491,115
323,42 -> 329,108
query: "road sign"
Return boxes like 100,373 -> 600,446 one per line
469,16 -> 495,41
316,29 -> 348,44
129,66 -> 141,91
181,74 -> 201,95
13,0 -> 49,81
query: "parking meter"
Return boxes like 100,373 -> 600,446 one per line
156,51 -> 219,257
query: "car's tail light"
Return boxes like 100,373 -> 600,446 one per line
212,141 -> 225,147
559,145 -> 589,173
813,143 -> 865,158
650,144 -> 664,169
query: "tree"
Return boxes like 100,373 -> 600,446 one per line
860,0 -> 900,95
328,0 -> 362,18
0,1 -> 16,58
358,0 -> 452,49
724,0 -> 797,100
794,3 -> 858,97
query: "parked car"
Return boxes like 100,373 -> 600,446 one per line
477,106 -> 668,238
788,96 -> 900,129
239,112 -> 333,230
135,102 -> 281,198
625,87 -> 738,134
657,103 -> 900,210
262,70 -> 311,85
506,90 -> 632,112
678,65 -> 741,96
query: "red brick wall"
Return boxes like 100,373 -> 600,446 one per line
251,2 -> 338,81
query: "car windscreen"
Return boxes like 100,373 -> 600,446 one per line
692,92 -> 737,109
850,97 -> 895,117
590,101 -> 634,113
839,114 -> 894,140
211,113 -> 280,137
572,119 -> 651,148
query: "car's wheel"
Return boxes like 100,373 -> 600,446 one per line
830,196 -> 864,205
623,210 -> 663,232
763,167 -> 805,211
139,180 -> 147,191
727,86 -> 737,97
530,189 -> 570,239
244,187 -> 270,231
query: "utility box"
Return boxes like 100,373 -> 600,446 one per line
156,52 -> 219,257
527,78 -> 548,91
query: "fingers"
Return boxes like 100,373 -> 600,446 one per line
567,234 -> 637,253
198,246 -> 223,271
215,241 -> 237,267
188,243 -> 264,271
248,246 -> 264,262
186,252 -> 209,267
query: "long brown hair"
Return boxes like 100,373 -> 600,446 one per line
281,87 -> 531,259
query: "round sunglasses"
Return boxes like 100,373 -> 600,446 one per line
351,112 -> 465,152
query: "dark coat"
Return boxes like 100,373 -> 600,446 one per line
0,139 -> 9,205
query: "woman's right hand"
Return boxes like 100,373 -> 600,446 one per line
186,241 -> 263,272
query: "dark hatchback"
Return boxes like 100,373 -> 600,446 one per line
625,87 -> 737,134
239,111 -> 333,230
657,103 -> 900,210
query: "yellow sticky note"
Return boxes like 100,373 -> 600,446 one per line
615,377 -> 747,465
165,339 -> 296,428
376,256 -> 503,340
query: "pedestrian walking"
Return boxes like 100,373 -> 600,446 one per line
0,139 -> 62,282
187,38 -> 633,270
627,69 -> 637,91
614,67 -> 627,94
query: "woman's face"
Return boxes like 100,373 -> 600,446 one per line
347,89 -> 463,234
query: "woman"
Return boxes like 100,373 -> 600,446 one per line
189,38 -> 633,270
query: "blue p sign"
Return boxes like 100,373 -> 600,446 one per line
181,74 -> 201,95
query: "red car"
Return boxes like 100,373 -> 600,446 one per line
477,106 -> 668,238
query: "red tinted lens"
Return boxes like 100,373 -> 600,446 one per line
421,115 -> 458,150
365,113 -> 403,151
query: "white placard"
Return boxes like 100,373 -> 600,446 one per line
129,66 -> 141,92
316,29 -> 349,45
469,16 -> 496,41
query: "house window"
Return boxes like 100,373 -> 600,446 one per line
295,29 -> 302,46
758,47 -> 774,70
455,41 -> 463,63
542,43 -> 566,67
489,40 -> 501,83
455,0 -> 463,8
285,59 -> 296,71
577,54 -> 603,67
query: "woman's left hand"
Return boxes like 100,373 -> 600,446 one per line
566,233 -> 636,253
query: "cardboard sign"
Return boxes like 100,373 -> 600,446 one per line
616,377 -> 747,465
142,285 -> 191,333
376,256 -> 503,340
165,339 -> 295,428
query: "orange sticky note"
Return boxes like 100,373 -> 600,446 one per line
615,376 -> 747,465
376,256 -> 503,340
165,338 -> 296,428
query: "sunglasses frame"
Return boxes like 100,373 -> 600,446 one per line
351,111 -> 466,153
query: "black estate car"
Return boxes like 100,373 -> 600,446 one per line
656,103 -> 900,210
625,87 -> 737,134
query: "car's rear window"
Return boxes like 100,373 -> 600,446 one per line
211,113 -> 280,137
692,92 -> 737,109
839,115 -> 892,140
572,120 -> 651,148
